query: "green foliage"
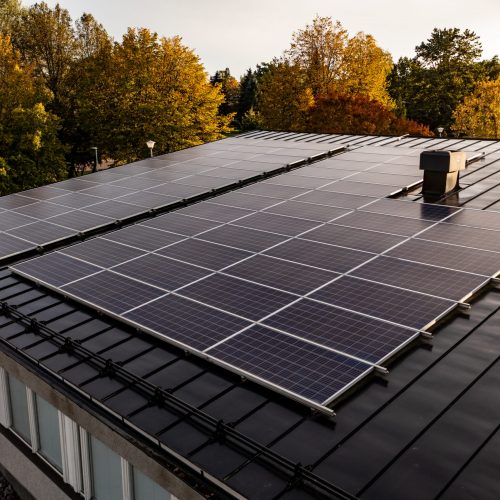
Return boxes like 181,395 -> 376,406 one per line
210,68 -> 239,116
388,28 -> 500,132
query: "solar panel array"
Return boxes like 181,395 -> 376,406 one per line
0,136 -> 338,264
9,132 -> 500,413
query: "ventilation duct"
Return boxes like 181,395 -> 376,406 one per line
419,150 -> 466,199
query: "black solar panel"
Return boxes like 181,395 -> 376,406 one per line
179,273 -> 296,321
350,256 -> 488,301
209,192 -> 282,210
234,212 -> 319,236
386,239 -> 500,276
60,238 -> 144,268
310,276 -> 456,329
319,180 -> 399,197
303,224 -> 406,253
13,252 -> 101,286
0,233 -> 34,256
263,201 -> 351,222
113,254 -> 211,290
178,202 -> 253,223
124,294 -> 251,351
418,223 -> 500,253
13,201 -> 74,218
141,213 -> 220,236
446,210 -> 500,231
103,225 -> 185,252
62,271 -> 164,314
157,238 -> 251,270
265,238 -> 373,273
7,221 -> 76,244
263,299 -> 418,363
200,224 -> 288,252
334,211 -> 434,236
0,194 -> 38,210
46,210 -> 113,231
224,254 -> 339,295
361,199 -> 461,221
293,190 -> 372,209
207,325 -> 372,404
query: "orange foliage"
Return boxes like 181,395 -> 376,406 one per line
307,93 -> 433,137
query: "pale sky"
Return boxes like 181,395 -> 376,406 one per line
39,0 -> 500,78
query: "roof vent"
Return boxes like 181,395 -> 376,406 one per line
419,150 -> 466,199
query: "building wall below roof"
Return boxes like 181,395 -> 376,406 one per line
0,430 -> 71,500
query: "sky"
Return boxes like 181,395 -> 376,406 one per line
40,0 -> 500,78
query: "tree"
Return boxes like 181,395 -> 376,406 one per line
0,35 -> 66,194
13,2 -> 76,108
210,68 -> 239,116
286,16 -> 348,96
340,32 -> 393,107
452,79 -> 500,138
307,93 -> 433,136
258,60 -> 314,132
389,28 -> 499,131
0,0 -> 23,35
88,28 -> 231,163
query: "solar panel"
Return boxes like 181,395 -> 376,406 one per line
0,194 -> 38,210
178,202 -> 253,223
303,224 -> 406,253
44,210 -> 113,231
360,199 -> 461,221
418,223 -> 500,253
157,238 -> 251,270
446,210 -> 500,231
13,201 -> 74,218
124,294 -> 251,351
263,299 -> 418,363
310,276 -> 456,329
334,211 -> 435,236
234,212 -> 319,236
179,273 -> 296,321
263,201 -> 351,222
113,254 -> 211,290
62,271 -> 165,314
60,238 -> 144,268
319,180 -> 400,197
0,233 -> 40,257
7,221 -> 76,244
200,224 -> 288,252
350,256 -> 488,301
102,225 -> 185,252
13,252 -> 101,286
265,238 -> 373,273
209,192 -> 282,210
224,254 -> 339,295
141,213 -> 220,236
293,190 -> 373,209
386,239 -> 500,276
207,325 -> 372,404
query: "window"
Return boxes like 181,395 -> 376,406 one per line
132,467 -> 174,500
7,374 -> 30,443
89,435 -> 122,500
35,394 -> 62,471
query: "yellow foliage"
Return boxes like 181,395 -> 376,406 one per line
452,79 -> 500,138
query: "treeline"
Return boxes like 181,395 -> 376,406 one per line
218,17 -> 500,139
1,2 -> 499,195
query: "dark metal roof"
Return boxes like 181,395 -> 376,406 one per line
1,132 -> 500,499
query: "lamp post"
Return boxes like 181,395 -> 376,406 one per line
437,127 -> 444,138
90,146 -> 98,173
146,140 -> 155,158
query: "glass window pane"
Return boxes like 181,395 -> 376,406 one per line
133,467 -> 172,500
35,395 -> 62,471
7,375 -> 30,443
89,435 -> 122,500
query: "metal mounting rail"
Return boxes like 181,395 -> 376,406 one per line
0,300 -> 358,500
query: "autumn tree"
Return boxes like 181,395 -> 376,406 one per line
13,2 -> 76,110
0,0 -> 23,35
452,79 -> 500,138
0,35 -> 66,194
88,28 -> 231,163
258,60 -> 314,132
307,93 -> 432,136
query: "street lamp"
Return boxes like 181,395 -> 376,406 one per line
437,127 -> 444,138
146,140 -> 155,158
90,146 -> 98,173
